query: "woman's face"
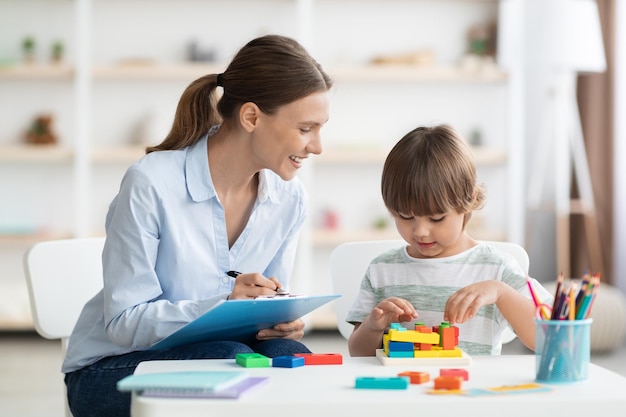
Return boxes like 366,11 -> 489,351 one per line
393,209 -> 468,258
251,91 -> 330,180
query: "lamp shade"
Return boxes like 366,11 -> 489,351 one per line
526,0 -> 606,73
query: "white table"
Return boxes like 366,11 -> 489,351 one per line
131,355 -> 626,417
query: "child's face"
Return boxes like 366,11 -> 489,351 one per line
393,209 -> 468,259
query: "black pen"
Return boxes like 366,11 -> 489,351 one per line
226,270 -> 241,278
226,270 -> 287,294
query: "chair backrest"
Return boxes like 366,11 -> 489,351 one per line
23,237 -> 105,417
23,237 -> 105,342
330,239 -> 529,341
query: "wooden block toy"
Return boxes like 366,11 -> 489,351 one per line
440,368 -> 469,381
413,347 -> 463,358
435,347 -> 464,358
272,355 -> 305,368
390,322 -> 406,331
440,325 -> 458,350
355,376 -> 410,390
398,371 -> 430,384
434,375 -> 463,390
388,329 -> 440,344
235,353 -> 270,368
388,351 -> 414,358
376,349 -> 471,366
294,353 -> 343,365
388,341 -> 414,351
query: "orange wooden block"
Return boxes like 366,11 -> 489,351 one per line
434,376 -> 463,390
398,371 -> 430,384
439,327 -> 458,350
294,353 -> 343,365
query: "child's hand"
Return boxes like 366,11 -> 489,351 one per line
363,297 -> 418,332
444,281 -> 504,324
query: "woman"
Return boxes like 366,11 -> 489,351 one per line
63,34 -> 333,417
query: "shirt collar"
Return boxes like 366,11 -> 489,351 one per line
185,129 -> 279,205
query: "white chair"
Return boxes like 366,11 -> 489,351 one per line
23,237 -> 105,417
330,239 -> 529,342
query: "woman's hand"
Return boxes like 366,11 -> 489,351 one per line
227,272 -> 283,300
444,281 -> 504,324
361,297 -> 418,332
256,319 -> 305,340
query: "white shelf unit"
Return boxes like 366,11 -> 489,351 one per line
0,0 -> 522,330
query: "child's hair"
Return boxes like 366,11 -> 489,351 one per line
381,124 -> 485,226
147,34 -> 333,153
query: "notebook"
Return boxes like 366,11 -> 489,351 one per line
117,371 -> 249,395
141,376 -> 270,399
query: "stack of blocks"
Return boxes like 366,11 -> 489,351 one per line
235,352 -> 343,368
383,322 -> 462,358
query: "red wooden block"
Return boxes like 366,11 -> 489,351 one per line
294,353 -> 343,365
440,368 -> 469,381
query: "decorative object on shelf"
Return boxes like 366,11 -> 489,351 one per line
51,40 -> 64,64
24,114 -> 57,145
319,208 -> 340,230
187,40 -> 216,62
458,20 -> 499,74
21,36 -> 36,64
370,49 -> 435,66
466,21 -> 497,57
469,128 -> 483,147
372,216 -> 389,230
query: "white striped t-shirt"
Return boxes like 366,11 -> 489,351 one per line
345,241 -> 552,355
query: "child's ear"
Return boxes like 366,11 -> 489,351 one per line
239,102 -> 260,133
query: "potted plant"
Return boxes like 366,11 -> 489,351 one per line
22,36 -> 36,64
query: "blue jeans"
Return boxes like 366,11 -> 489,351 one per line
65,339 -> 310,417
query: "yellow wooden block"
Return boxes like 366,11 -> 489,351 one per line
413,349 -> 441,358
436,347 -> 463,358
388,329 -> 440,344
412,347 -> 463,358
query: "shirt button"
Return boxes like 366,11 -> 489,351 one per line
222,277 -> 229,283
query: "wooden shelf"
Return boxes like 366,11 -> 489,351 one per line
0,64 -> 73,80
330,65 -> 508,83
316,146 -> 506,166
93,63 -> 224,80
313,227 -> 505,248
91,146 -> 146,164
0,63 -> 506,83
0,232 -> 72,246
0,145 -> 73,163
313,229 -> 400,246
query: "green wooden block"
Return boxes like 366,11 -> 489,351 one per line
235,353 -> 270,368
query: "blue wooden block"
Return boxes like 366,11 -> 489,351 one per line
355,376 -> 410,390
272,355 -> 305,368
388,341 -> 414,351
389,323 -> 406,331
387,350 -> 415,358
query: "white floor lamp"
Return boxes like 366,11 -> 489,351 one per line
525,0 -> 606,278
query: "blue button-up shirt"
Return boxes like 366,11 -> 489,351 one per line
63,131 -> 307,372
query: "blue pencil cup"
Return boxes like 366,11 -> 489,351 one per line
534,319 -> 592,383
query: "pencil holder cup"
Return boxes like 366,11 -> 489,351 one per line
534,319 -> 592,383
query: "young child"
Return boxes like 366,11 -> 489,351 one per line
346,124 -> 552,356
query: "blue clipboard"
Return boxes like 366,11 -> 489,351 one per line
150,294 -> 341,350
